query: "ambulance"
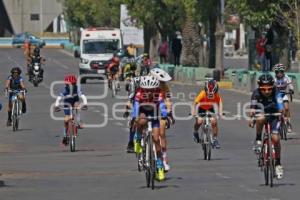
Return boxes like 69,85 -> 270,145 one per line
79,27 -> 123,83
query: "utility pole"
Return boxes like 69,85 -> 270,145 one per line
214,0 -> 225,80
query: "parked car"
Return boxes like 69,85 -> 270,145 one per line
224,44 -> 234,57
12,32 -> 46,48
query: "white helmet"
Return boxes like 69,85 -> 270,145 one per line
140,76 -> 160,89
150,68 -> 172,82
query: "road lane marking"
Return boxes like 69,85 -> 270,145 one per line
215,173 -> 231,179
50,58 -> 69,69
238,184 -> 259,192
59,49 -> 74,57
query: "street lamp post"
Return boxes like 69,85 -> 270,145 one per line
40,0 -> 43,34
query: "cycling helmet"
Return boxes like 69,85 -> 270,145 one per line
112,56 -> 120,63
205,79 -> 218,94
274,63 -> 285,73
34,47 -> 40,55
150,68 -> 172,82
142,53 -> 149,59
257,73 -> 274,86
11,67 -> 22,75
133,76 -> 140,86
140,75 -> 159,89
64,74 -> 77,85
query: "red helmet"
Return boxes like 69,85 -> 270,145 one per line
205,79 -> 218,95
112,56 -> 120,63
64,74 -> 77,85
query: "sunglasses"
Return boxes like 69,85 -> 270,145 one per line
275,70 -> 284,74
260,87 -> 273,92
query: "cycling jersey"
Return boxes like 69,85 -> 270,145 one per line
132,88 -> 168,123
250,88 -> 283,113
194,90 -> 222,111
58,85 -> 86,115
274,75 -> 294,93
7,76 -> 24,90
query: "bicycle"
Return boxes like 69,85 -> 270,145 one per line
55,105 -> 87,152
135,116 -> 161,190
192,112 -> 217,161
254,113 -> 281,187
278,91 -> 293,141
107,72 -> 120,98
6,89 -> 26,131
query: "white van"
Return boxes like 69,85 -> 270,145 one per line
79,27 -> 123,83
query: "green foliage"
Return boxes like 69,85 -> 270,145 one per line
226,0 -> 297,28
63,0 -> 121,28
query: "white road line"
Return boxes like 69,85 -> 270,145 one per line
215,173 -> 231,179
59,49 -> 75,57
114,122 -> 124,126
50,58 -> 69,69
238,184 -> 259,192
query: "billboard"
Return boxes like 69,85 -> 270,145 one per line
120,4 -> 144,47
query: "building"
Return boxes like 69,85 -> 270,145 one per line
0,0 -> 64,36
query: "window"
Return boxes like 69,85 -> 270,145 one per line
30,14 -> 40,21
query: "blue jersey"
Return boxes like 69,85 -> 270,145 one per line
7,75 -> 24,90
250,88 -> 284,113
59,85 -> 83,105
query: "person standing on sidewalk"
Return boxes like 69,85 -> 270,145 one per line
256,32 -> 267,71
172,32 -> 182,66
264,24 -> 274,71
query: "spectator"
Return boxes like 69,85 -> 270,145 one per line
172,32 -> 182,66
265,24 -> 274,71
290,34 -> 297,63
256,32 -> 267,71
126,43 -> 136,58
158,39 -> 169,64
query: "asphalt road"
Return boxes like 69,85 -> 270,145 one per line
0,48 -> 300,200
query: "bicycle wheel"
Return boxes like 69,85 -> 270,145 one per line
112,80 -> 116,97
207,143 -> 212,161
202,132 -> 207,160
145,134 -> 151,188
264,164 -> 269,185
150,144 -> 156,190
69,122 -> 76,152
269,142 -> 274,187
12,101 -> 18,131
282,122 -> 287,141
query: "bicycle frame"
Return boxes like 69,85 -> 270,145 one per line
198,113 -> 214,160
255,113 -> 281,187
8,90 -> 25,132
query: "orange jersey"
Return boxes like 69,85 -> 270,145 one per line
194,90 -> 222,110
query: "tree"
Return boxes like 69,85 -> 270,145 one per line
63,0 -> 121,28
227,0 -> 299,67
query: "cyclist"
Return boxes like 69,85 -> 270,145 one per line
5,67 -> 27,126
54,75 -> 88,146
273,63 -> 294,133
192,79 -> 223,149
107,55 -> 120,89
139,53 -> 152,76
150,67 -> 174,171
132,75 -> 168,181
123,76 -> 141,153
27,47 -> 46,81
249,73 -> 284,179
124,58 -> 137,93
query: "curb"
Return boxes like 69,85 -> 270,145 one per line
0,45 -> 63,49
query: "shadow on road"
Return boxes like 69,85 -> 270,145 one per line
0,180 -> 6,188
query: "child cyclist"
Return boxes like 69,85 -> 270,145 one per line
192,79 -> 223,148
132,75 -> 168,181
273,63 -> 294,133
150,67 -> 174,171
54,75 -> 88,145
